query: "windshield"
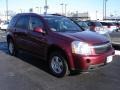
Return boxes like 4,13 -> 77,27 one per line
45,16 -> 82,32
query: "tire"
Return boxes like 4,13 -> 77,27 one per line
49,52 -> 69,77
8,39 -> 17,56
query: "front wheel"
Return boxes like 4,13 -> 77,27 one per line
49,52 -> 69,77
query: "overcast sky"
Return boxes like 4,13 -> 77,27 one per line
0,0 -> 120,19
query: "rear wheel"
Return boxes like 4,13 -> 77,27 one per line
49,52 -> 69,77
8,39 -> 17,56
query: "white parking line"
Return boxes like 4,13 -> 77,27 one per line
115,50 -> 120,55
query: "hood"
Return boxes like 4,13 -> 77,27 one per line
59,31 -> 109,45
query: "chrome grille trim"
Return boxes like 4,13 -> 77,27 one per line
93,43 -> 112,48
93,43 -> 112,54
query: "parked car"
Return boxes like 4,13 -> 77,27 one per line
85,20 -> 111,42
113,22 -> 120,32
7,13 -> 114,77
77,21 -> 90,30
85,20 -> 109,34
100,21 -> 118,33
0,21 -> 9,30
85,20 -> 104,31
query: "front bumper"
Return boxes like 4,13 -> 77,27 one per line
71,49 -> 114,71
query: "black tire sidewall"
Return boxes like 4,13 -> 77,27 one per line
8,39 -> 16,56
49,52 -> 69,77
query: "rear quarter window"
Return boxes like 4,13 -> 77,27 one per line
8,15 -> 18,28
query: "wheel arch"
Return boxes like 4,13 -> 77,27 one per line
47,45 -> 70,69
7,35 -> 13,42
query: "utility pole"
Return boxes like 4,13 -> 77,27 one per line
103,0 -> 108,20
6,0 -> 8,21
44,0 -> 48,15
105,0 -> 108,20
96,10 -> 98,20
103,0 -> 105,20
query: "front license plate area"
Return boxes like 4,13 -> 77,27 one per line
106,56 -> 113,63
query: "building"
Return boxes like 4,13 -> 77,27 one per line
67,12 -> 90,21
106,16 -> 120,21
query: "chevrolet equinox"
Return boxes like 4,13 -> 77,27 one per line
6,13 -> 114,77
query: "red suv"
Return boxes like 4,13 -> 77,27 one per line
7,13 -> 114,77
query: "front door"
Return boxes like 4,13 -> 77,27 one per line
27,16 -> 48,59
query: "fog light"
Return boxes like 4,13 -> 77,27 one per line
86,59 -> 91,63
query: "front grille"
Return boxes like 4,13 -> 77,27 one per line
94,43 -> 112,54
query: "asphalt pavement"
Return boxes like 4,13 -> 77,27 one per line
0,30 -> 120,90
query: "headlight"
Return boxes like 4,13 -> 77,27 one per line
71,41 -> 93,55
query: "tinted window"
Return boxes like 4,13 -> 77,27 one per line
45,16 -> 82,32
86,21 -> 102,27
30,16 -> 43,30
109,22 -> 115,26
86,22 -> 93,26
15,16 -> 29,29
94,22 -> 102,26
100,22 -> 108,25
8,15 -> 18,28
101,22 -> 114,26
114,22 -> 119,26
78,21 -> 88,27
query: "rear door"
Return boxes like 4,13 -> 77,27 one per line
14,15 -> 30,50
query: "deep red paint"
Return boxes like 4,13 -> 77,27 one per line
7,13 -> 114,71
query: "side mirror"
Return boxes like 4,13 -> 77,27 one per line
34,27 -> 45,33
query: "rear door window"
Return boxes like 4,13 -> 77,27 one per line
15,16 -> 29,29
